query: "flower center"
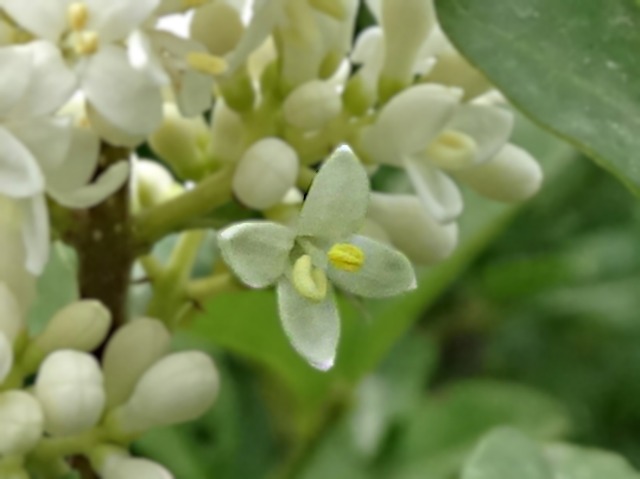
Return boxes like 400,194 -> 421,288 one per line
426,130 -> 478,171
65,3 -> 99,56
186,52 -> 228,76
292,255 -> 327,302
327,243 -> 365,272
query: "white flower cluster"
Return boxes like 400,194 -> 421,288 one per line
0,0 -> 545,475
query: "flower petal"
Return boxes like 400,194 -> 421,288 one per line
296,145 -> 369,240
368,193 -> 458,265
0,283 -> 23,343
277,278 -> 339,371
0,46 -> 31,115
0,126 -> 45,198
361,84 -> 460,166
42,127 -> 100,192
86,104 -> 146,147
218,221 -> 295,288
86,0 -> 160,43
327,235 -> 416,298
0,332 -> 13,383
446,104 -> 513,165
48,161 -> 130,209
404,156 -> 463,223
18,194 -> 50,275
5,117 -> 73,171
82,46 -> 162,137
2,0 -> 67,41
453,143 -> 543,202
9,41 -> 77,118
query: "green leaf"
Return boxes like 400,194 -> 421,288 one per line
544,443 -> 640,479
462,428 -> 553,479
437,0 -> 640,193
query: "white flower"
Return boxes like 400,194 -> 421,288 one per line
3,0 -> 164,144
35,350 -> 106,436
218,146 -> 416,370
0,391 -> 44,455
106,351 -> 219,435
232,137 -> 299,210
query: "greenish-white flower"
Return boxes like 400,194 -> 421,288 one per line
218,146 -> 416,370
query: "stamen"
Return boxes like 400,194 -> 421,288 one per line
426,130 -> 478,171
68,2 -> 89,31
328,243 -> 365,272
187,52 -> 228,76
292,255 -> 328,302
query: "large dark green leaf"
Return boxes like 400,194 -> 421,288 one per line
437,0 -> 640,193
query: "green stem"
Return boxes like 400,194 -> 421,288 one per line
186,273 -> 238,303
133,167 -> 234,250
31,429 -> 105,461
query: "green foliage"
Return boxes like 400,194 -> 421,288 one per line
437,0 -> 640,193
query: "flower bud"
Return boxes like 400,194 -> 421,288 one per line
98,450 -> 174,479
0,283 -> 23,343
149,103 -> 212,180
35,351 -> 105,436
191,2 -> 244,56
233,138 -> 299,210
132,159 -> 183,212
0,391 -> 44,455
102,318 -> 172,408
453,143 -> 543,202
283,80 -> 342,131
0,333 -> 13,383
210,98 -> 247,164
368,193 -> 458,264
108,352 -> 219,435
26,301 -> 111,369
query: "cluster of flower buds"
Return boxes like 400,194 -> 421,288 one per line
0,289 -> 219,478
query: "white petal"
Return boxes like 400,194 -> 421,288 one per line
0,46 -> 31,115
0,332 -> 13,383
0,283 -> 24,343
86,0 -> 160,43
9,41 -> 77,118
405,156 -> 463,223
48,161 -> 130,209
364,0 -> 381,22
2,0 -> 67,41
0,127 -> 45,198
446,104 -> 513,165
327,235 -> 416,298
368,193 -> 458,264
277,278 -> 339,371
18,195 -> 49,275
351,26 -> 383,65
5,117 -> 73,171
218,221 -> 295,288
453,143 -> 543,202
86,104 -> 146,147
176,70 -> 213,117
0,228 -> 36,314
82,46 -> 162,137
361,84 -> 460,166
127,30 -> 170,85
296,145 -> 369,240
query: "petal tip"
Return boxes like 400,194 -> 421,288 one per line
310,357 -> 335,372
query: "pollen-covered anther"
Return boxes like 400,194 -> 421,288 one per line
292,255 -> 328,302
67,2 -> 89,31
187,52 -> 228,76
328,243 -> 365,272
426,129 -> 478,170
73,31 -> 99,55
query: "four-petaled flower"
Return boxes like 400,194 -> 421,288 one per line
219,145 -> 416,370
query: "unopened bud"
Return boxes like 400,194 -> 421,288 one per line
96,449 -> 174,479
35,351 -> 105,436
191,2 -> 244,56
233,138 -> 299,210
0,391 -> 44,455
283,80 -> 342,131
453,143 -> 543,202
25,300 -> 111,370
149,103 -> 212,180
107,351 -> 219,435
210,98 -> 247,163
368,193 -> 458,264
102,318 -> 172,408
132,159 -> 183,211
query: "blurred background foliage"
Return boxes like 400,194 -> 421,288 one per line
34,3 -> 640,478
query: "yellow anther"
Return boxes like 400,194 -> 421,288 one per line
426,130 -> 478,171
67,2 -> 89,31
328,243 -> 365,273
186,52 -> 228,76
73,31 -> 99,55
292,255 -> 328,302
